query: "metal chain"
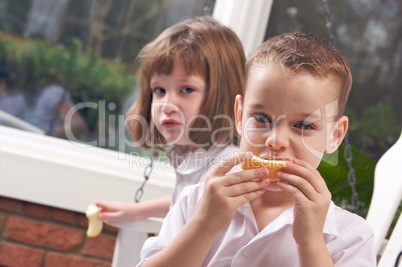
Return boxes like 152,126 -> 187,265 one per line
135,149 -> 157,203
321,0 -> 336,48
321,0 -> 360,215
203,0 -> 216,16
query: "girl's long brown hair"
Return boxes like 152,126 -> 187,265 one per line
126,16 -> 246,150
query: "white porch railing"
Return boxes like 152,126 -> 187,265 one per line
0,125 -> 175,213
0,125 -> 174,266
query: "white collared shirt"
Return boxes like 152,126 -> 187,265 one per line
167,144 -> 239,206
138,183 -> 376,267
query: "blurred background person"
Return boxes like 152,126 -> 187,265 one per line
24,83 -> 89,139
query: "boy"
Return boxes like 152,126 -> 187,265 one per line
137,32 -> 376,266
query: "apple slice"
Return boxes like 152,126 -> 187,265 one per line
86,204 -> 103,237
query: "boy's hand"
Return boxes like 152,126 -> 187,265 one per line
193,152 -> 269,233
277,159 -> 331,246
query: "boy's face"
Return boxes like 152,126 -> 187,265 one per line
235,64 -> 347,183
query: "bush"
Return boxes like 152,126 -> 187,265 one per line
318,143 -> 376,217
0,33 -> 136,135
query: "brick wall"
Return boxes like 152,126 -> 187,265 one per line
0,196 -> 117,267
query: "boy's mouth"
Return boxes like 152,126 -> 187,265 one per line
259,155 -> 291,162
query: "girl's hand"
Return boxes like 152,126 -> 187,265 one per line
193,152 -> 270,233
277,159 -> 331,246
94,200 -> 147,223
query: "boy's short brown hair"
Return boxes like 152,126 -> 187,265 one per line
126,16 -> 246,149
245,32 -> 352,117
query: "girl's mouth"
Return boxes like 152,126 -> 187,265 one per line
162,119 -> 181,128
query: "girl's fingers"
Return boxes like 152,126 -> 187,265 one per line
98,211 -> 122,223
93,200 -> 109,210
94,200 -> 120,212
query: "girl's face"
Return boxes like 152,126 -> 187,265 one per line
151,61 -> 206,150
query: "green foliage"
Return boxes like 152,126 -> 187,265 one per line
0,34 -> 136,133
318,143 -> 376,217
346,103 -> 400,159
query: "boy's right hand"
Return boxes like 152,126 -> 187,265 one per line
192,152 -> 269,233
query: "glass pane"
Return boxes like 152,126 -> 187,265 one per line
265,0 -> 402,215
0,0 -> 208,155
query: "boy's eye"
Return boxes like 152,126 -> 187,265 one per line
152,87 -> 165,95
181,87 -> 195,94
295,121 -> 314,130
252,113 -> 272,124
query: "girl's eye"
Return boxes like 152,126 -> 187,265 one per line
252,113 -> 272,124
152,87 -> 165,95
181,87 -> 195,94
295,121 -> 314,130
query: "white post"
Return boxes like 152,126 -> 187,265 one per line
213,0 -> 274,58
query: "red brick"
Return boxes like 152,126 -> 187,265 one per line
0,197 -> 23,213
25,203 -> 50,219
0,242 -> 44,267
45,252 -> 111,267
83,234 -> 116,259
51,208 -> 77,225
0,212 -> 5,230
104,224 -> 119,234
4,216 -> 84,251
77,214 -> 88,228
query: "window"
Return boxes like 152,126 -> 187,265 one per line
0,0 -> 208,155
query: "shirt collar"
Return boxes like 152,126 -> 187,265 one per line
238,201 -> 339,237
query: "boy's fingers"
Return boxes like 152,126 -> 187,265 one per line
277,172 -> 316,201
284,160 -> 328,193
227,178 -> 269,197
233,188 -> 265,207
222,167 -> 268,186
212,152 -> 253,175
277,180 -> 304,203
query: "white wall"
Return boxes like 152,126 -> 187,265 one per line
0,125 -> 174,213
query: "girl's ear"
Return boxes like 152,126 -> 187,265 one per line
234,95 -> 244,136
326,116 -> 348,154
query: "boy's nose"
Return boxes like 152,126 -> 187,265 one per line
265,126 -> 289,150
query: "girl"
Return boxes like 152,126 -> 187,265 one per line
95,16 -> 246,222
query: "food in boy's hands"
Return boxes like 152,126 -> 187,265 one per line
241,155 -> 286,181
86,204 -> 103,237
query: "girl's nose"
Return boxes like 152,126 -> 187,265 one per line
160,94 -> 179,114
161,101 -> 177,114
265,125 -> 289,151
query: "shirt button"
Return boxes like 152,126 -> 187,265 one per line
242,247 -> 251,256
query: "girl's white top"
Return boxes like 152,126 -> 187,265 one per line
167,144 -> 239,206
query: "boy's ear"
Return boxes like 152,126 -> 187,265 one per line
234,95 -> 244,136
326,116 -> 348,154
